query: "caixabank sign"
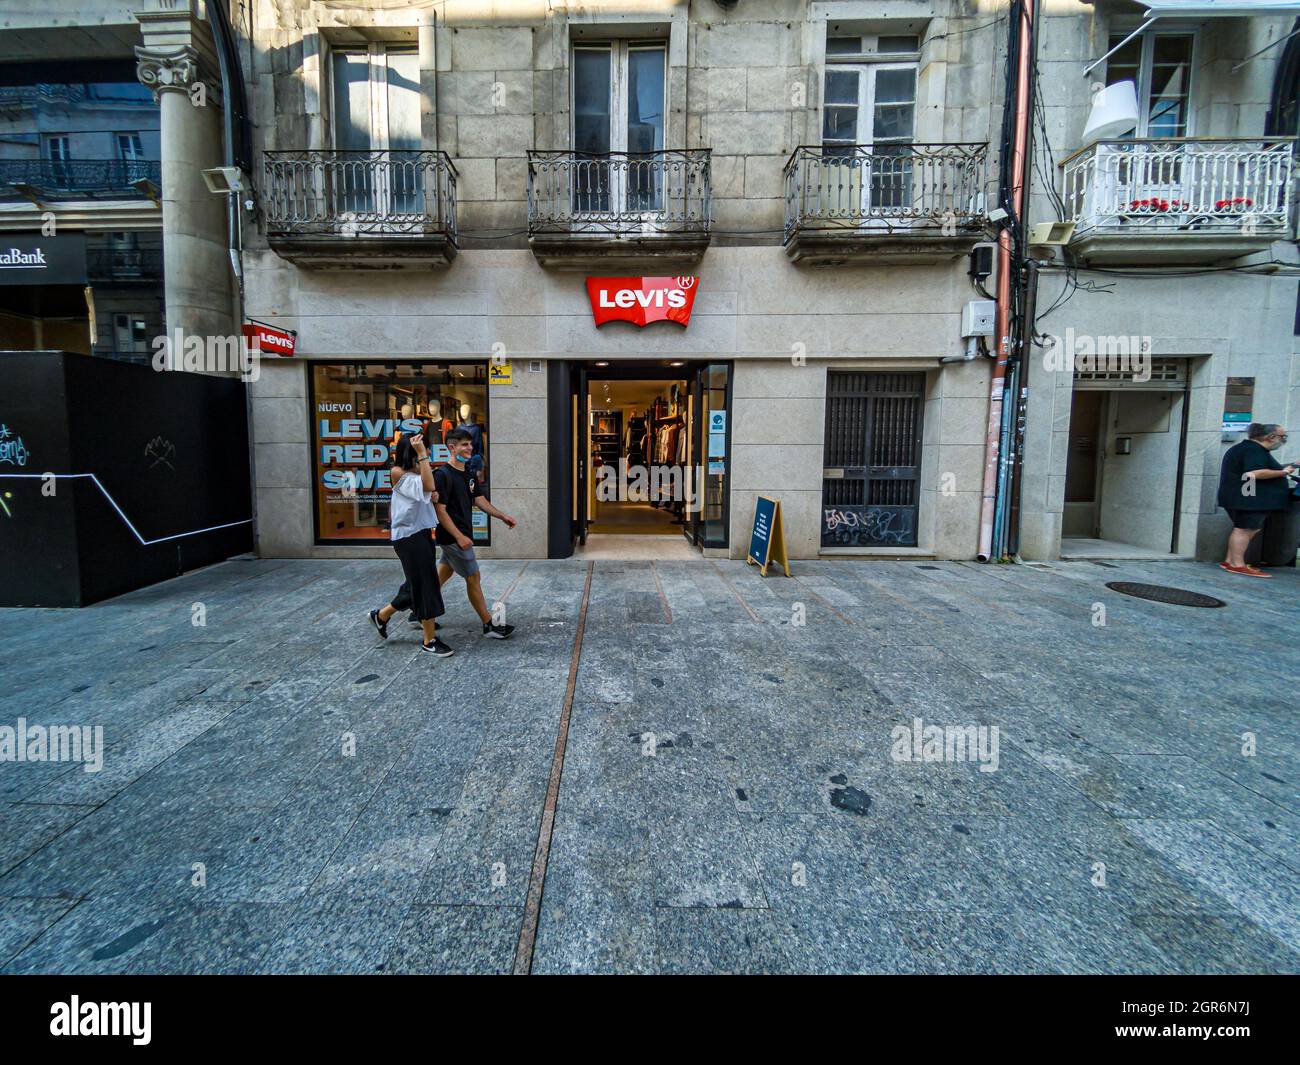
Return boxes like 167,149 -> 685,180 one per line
586,276 -> 698,327
0,234 -> 86,286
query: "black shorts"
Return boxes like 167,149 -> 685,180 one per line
391,530 -> 445,622
1225,509 -> 1271,531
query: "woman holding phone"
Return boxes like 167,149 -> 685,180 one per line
368,431 -> 454,657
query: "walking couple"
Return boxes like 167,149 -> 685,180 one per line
368,427 -> 517,656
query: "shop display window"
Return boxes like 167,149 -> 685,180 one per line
310,362 -> 490,544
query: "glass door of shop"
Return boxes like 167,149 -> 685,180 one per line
686,362 -> 731,548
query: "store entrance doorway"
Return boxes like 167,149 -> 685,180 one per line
556,360 -> 732,560
590,376 -> 685,528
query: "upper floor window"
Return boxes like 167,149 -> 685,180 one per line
1105,30 -> 1195,138
42,134 -> 70,161
117,133 -> 144,162
823,28 -> 918,150
572,41 -> 666,156
329,44 -> 421,215
569,41 -> 668,214
823,64 -> 916,149
827,33 -> 920,59
820,30 -> 919,214
330,43 -> 419,152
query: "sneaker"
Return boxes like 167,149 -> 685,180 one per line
482,622 -> 514,640
368,608 -> 388,640
421,638 -> 455,657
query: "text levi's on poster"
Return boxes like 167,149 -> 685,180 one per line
315,404 -> 448,508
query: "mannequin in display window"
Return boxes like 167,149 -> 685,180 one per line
457,402 -> 486,478
430,399 -> 452,443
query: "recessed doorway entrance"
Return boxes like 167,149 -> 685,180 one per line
1061,357 -> 1192,559
545,360 -> 732,560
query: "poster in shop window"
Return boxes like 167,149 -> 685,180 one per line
314,407 -> 449,535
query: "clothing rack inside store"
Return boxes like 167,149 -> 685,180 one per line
646,395 -> 687,521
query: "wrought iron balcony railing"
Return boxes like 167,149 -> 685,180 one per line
262,150 -> 458,242
88,245 -> 163,281
526,150 -> 711,237
0,159 -> 161,200
784,143 -> 988,240
1061,138 -> 1295,236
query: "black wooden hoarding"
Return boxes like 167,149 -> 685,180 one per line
0,351 -> 252,606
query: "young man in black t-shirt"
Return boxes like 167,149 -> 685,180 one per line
1217,423 -> 1296,577
433,427 -> 519,638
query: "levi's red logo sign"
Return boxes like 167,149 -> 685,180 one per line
242,320 -> 297,356
587,276 -> 698,327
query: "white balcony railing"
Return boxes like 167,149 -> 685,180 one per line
1061,137 -> 1295,237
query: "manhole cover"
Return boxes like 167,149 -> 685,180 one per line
1105,582 -> 1225,608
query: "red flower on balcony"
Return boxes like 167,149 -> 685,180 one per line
1214,197 -> 1254,211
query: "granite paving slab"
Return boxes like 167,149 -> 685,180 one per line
0,556 -> 1296,973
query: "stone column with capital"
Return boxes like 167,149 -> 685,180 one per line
135,2 -> 236,348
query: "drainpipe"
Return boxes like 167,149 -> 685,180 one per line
206,0 -> 258,554
978,0 -> 1035,562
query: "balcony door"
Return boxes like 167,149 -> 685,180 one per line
822,63 -> 916,221
572,42 -> 666,217
1106,31 -> 1194,139
42,134 -> 71,188
330,44 -> 421,219
1099,31 -> 1196,220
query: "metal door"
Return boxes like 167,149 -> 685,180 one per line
821,371 -> 925,547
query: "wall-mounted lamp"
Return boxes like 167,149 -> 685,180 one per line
131,177 -> 161,207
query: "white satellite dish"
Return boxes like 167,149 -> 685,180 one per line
1082,80 -> 1140,144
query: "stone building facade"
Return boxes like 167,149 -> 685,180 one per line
3,0 -> 1298,563
242,0 -> 1012,560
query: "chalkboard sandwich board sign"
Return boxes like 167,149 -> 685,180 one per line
746,495 -> 791,577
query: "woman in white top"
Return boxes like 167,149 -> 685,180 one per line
367,431 -> 453,657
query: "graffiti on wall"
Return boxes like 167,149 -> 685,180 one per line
822,505 -> 917,547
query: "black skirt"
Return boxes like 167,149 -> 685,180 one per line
391,530 -> 445,622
